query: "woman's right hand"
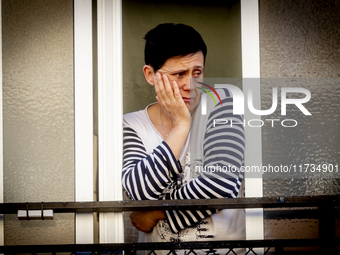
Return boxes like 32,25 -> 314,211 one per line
153,72 -> 190,159
154,72 -> 190,128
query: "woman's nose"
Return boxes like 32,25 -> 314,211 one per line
181,74 -> 192,90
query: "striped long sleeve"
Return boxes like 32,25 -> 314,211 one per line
122,89 -> 245,233
122,127 -> 181,200
164,89 -> 245,233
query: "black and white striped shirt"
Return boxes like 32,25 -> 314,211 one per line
122,88 -> 245,234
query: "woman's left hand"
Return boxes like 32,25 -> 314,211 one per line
130,210 -> 166,233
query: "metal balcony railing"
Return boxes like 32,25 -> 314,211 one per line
0,195 -> 339,254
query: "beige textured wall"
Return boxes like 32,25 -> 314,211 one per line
2,0 -> 74,245
259,0 -> 340,250
260,0 -> 340,78
122,0 -> 242,242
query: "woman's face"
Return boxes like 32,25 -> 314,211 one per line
156,51 -> 204,113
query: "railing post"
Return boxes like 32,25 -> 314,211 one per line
275,245 -> 283,254
319,204 -> 336,253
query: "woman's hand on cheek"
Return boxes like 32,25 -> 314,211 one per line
154,72 -> 190,128
153,72 -> 190,159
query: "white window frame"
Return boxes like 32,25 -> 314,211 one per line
75,0 -> 125,243
97,0 -> 124,243
241,0 -> 264,253
74,0 -> 94,244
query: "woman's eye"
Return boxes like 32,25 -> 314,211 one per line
193,72 -> 202,77
176,73 -> 185,77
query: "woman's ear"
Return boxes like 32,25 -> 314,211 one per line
143,65 -> 155,86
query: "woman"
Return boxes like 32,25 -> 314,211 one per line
122,23 -> 245,254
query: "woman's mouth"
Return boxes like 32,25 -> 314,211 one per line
182,97 -> 193,102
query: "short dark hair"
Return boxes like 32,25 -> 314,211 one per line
144,23 -> 207,71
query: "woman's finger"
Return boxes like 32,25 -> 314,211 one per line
162,74 -> 178,106
162,74 -> 173,96
154,73 -> 166,103
172,80 -> 190,117
172,80 -> 182,101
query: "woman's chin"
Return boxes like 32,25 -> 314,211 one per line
188,101 -> 200,114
